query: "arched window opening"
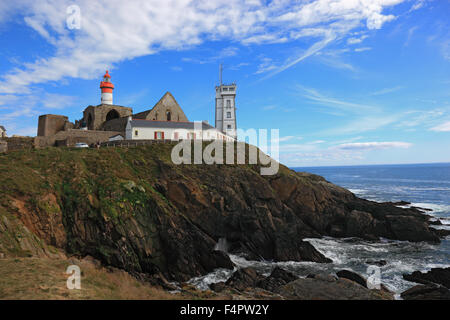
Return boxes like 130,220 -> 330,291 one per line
106,109 -> 120,121
87,114 -> 93,129
166,111 -> 171,121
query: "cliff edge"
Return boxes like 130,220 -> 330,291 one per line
0,143 -> 443,281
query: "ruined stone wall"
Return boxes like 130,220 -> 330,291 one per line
0,140 -> 7,153
101,117 -> 129,132
0,137 -> 35,152
34,129 -> 121,148
37,115 -> 69,137
83,105 -> 132,130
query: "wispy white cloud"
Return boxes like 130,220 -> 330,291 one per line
354,47 -> 372,52
255,57 -> 277,74
279,140 -> 412,166
347,35 -> 368,44
321,114 -> 399,135
396,109 -> 446,129
10,126 -> 37,137
262,105 -> 277,111
370,86 -> 404,96
229,62 -> 250,70
334,141 -> 412,151
315,49 -> 357,71
297,85 -> 380,114
41,93 -> 77,109
310,140 -> 326,144
403,25 -> 419,47
430,121 -> 450,132
280,150 -> 364,166
262,30 -> 336,79
408,0 -> 426,13
242,33 -> 288,45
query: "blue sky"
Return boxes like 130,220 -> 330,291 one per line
0,0 -> 449,166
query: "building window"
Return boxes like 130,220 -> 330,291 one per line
173,132 -> 179,140
166,111 -> 171,121
223,87 -> 228,91
154,131 -> 164,140
135,130 -> 138,136
226,100 -> 231,108
227,112 -> 231,118
227,125 -> 231,129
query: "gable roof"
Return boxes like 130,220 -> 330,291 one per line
133,91 -> 188,121
0,126 -> 5,131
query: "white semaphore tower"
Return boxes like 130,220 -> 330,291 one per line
100,70 -> 114,105
215,64 -> 237,139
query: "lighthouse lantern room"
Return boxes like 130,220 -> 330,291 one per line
100,70 -> 114,105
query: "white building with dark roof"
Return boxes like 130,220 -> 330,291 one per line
125,118 -> 233,142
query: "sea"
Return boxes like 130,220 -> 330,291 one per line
188,163 -> 450,297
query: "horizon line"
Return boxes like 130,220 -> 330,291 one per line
291,161 -> 450,169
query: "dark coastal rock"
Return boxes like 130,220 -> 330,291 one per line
429,219 -> 442,225
433,229 -> 450,238
401,284 -> 450,300
206,250 -> 235,270
256,267 -> 298,292
277,277 -> 393,300
336,270 -> 367,288
225,267 -> 265,291
306,273 -> 338,282
384,201 -> 411,206
385,215 -> 439,242
0,145 -> 445,283
221,268 -> 394,299
410,206 -> 433,212
209,281 -> 228,293
403,267 -> 450,289
215,267 -> 298,293
366,259 -> 387,267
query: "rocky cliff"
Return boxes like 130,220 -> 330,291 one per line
0,143 -> 444,281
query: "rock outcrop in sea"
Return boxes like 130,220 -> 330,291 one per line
401,267 -> 450,300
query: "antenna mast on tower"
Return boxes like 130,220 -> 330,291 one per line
219,63 -> 223,86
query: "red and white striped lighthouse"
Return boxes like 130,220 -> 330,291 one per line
100,70 -> 114,105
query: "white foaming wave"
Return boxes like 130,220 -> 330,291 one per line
230,254 -> 323,276
394,186 -> 450,192
229,254 -> 274,271
188,233 -> 450,292
304,238 -> 347,264
409,202 -> 450,213
348,188 -> 368,195
187,267 -> 235,291
306,237 -> 388,257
